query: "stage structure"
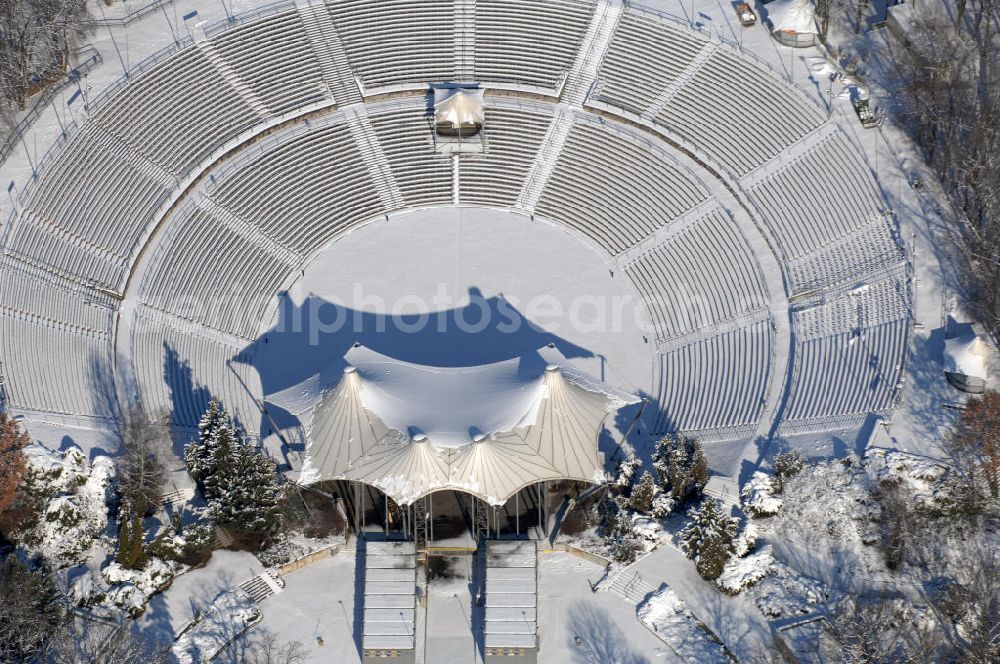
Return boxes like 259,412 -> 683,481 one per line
269,344 -> 637,545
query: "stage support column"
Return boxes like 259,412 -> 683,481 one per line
537,483 -> 543,539
515,491 -> 520,537
429,493 -> 434,543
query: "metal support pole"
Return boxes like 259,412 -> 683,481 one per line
515,491 -> 519,537
429,493 -> 434,543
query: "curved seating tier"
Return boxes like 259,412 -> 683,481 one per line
326,0 -> 457,90
474,0 -> 596,91
131,313 -> 262,433
138,202 -> 295,339
209,10 -> 330,114
783,273 -> 909,422
459,105 -> 552,208
594,10 -> 708,115
368,108 -> 453,208
748,133 -> 888,261
655,316 -> 772,434
209,118 -> 382,255
0,260 -> 116,418
536,118 -> 709,255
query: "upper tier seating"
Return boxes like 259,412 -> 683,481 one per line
626,210 -> 769,341
536,118 -> 708,254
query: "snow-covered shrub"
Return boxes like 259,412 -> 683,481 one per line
147,518 -> 216,567
612,454 -> 641,495
102,557 -> 182,616
602,503 -> 643,563
652,434 -> 708,503
741,471 -> 783,517
13,445 -> 115,569
716,545 -> 775,595
773,450 -> 805,482
629,471 -> 657,513
679,500 -> 738,580
733,521 -> 759,558
750,562 -> 831,618
651,493 -> 676,518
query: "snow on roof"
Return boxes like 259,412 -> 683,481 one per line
282,345 -> 638,505
766,0 -> 817,34
943,335 -> 991,380
433,88 -> 485,128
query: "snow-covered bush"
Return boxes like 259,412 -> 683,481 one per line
13,445 -> 115,569
652,434 -> 708,504
750,561 -> 831,618
629,471 -> 657,513
602,502 -> 643,563
733,521 -> 759,558
773,450 -> 805,482
716,545 -> 775,595
679,500 -> 738,580
651,493 -> 676,518
612,454 -> 641,495
147,518 -> 216,567
101,557 -> 183,616
741,471 -> 783,517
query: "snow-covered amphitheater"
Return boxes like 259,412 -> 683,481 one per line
0,0 -> 922,656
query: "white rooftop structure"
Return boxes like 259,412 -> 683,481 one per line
433,88 -> 485,134
766,0 -> 817,45
275,345 -> 638,505
944,335 -> 991,393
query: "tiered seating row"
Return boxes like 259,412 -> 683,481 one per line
537,119 -> 708,254
655,317 -> 772,434
210,119 -> 384,254
594,9 -> 707,114
787,217 -> 903,294
656,49 -> 825,176
138,203 -> 294,340
474,0 -> 596,91
749,134 -> 887,260
0,260 -> 116,418
210,10 -> 329,114
131,314 -> 261,432
326,0 -> 457,90
626,210 -> 769,340
369,108 -> 453,209
459,104 -> 552,208
783,274 -> 910,421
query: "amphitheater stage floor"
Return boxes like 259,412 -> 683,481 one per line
256,206 -> 657,412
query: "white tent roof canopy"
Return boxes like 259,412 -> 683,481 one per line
433,88 -> 485,129
766,0 -> 817,34
284,345 -> 639,505
944,335 -> 991,380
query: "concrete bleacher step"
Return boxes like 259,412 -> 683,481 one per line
364,635 -> 414,650
486,607 -> 537,622
365,608 -> 416,623
485,633 -> 536,649
366,567 -> 416,582
486,578 -> 538,594
364,580 -> 417,595
484,592 -> 536,609
485,621 -> 536,635
487,566 -> 535,581
366,541 -> 416,556
365,594 -> 417,610
363,621 -> 415,636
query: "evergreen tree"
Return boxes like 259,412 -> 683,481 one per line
679,499 -> 738,580
204,428 -> 281,535
652,434 -> 708,503
184,400 -> 226,490
612,454 -> 642,496
115,498 -> 146,570
629,471 -> 657,513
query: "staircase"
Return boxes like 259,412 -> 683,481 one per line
642,42 -> 718,121
515,114 -> 572,213
561,0 -> 624,106
454,0 -> 476,81
238,570 -> 284,602
607,570 -> 657,604
196,41 -> 272,119
197,197 -> 301,266
345,109 -> 403,210
484,541 -> 538,654
296,2 -> 362,105
362,541 -> 417,655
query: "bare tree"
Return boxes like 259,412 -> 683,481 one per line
823,593 -> 906,663
117,405 -> 169,517
0,556 -> 67,663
